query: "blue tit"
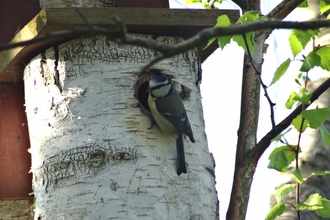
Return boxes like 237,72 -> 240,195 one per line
146,75 -> 195,175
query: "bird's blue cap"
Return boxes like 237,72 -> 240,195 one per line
150,75 -> 170,83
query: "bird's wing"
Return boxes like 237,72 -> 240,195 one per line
155,98 -> 195,142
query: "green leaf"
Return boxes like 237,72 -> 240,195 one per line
298,1 -> 308,7
232,11 -> 261,53
215,14 -> 231,27
306,28 -> 319,39
293,168 -> 304,184
275,184 -> 296,203
315,46 -> 330,71
265,202 -> 286,220
289,31 -> 303,57
300,52 -> 321,72
295,193 -> 330,217
312,171 -> 330,176
202,1 -> 211,9
294,72 -> 303,86
292,114 -> 309,132
320,1 -> 330,15
215,15 -> 232,50
184,0 -> 201,4
320,123 -> 330,147
270,58 -> 291,86
296,193 -> 323,211
294,78 -> 302,86
268,146 -> 296,172
204,37 -> 217,50
285,88 -> 311,109
232,32 -> 254,54
301,108 -> 330,129
315,197 -> 330,218
296,88 -> 311,104
286,92 -> 297,109
218,36 -> 232,50
289,29 -> 320,57
300,193 -> 323,209
204,15 -> 231,50
232,35 -> 244,48
236,10 -> 262,23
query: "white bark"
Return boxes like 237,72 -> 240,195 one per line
24,34 -> 217,219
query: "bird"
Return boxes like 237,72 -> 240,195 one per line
146,75 -> 195,175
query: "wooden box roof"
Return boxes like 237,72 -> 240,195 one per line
0,8 -> 239,82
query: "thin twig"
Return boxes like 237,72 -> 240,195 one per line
295,70 -> 310,220
241,33 -> 276,128
111,14 -> 128,41
296,115 -> 304,220
208,0 -> 216,8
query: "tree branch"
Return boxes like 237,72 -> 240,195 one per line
2,18 -> 330,79
2,19 -> 330,57
251,76 -> 330,159
268,0 -> 304,19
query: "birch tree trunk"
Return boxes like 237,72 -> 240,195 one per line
24,34 -> 217,219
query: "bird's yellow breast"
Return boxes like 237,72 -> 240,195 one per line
148,95 -> 180,140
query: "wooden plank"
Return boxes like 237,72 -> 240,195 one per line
116,0 -> 169,8
0,8 -> 240,82
44,7 -> 239,28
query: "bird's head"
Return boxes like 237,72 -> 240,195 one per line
147,76 -> 173,98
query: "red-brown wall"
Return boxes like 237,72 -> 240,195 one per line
0,0 -> 40,197
0,83 -> 32,197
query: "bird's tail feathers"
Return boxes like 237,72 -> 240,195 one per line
176,136 -> 187,175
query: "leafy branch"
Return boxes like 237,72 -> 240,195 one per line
263,27 -> 330,219
233,8 -> 330,219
